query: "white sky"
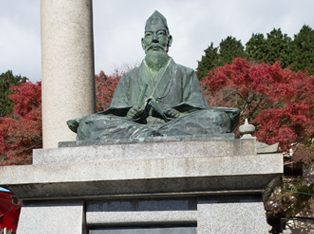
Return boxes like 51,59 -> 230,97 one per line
0,0 -> 314,82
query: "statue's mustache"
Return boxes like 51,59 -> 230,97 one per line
145,43 -> 165,52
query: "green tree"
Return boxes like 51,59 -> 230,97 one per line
246,33 -> 268,63
0,71 -> 27,117
219,36 -> 247,65
196,36 -> 246,81
196,42 -> 220,81
198,26 -> 314,81
247,29 -> 293,68
265,28 -> 293,68
291,25 -> 314,75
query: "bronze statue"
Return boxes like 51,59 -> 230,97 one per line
67,10 -> 239,140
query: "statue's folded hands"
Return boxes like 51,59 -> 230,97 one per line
126,106 -> 144,121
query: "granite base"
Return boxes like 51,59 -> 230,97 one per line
0,138 -> 282,234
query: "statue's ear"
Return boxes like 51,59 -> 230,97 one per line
168,35 -> 173,47
141,38 -> 146,50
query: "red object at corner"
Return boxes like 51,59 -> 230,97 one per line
0,191 -> 21,231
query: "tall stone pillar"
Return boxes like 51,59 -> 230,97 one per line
41,0 -> 95,149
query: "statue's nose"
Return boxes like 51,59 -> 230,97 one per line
152,32 -> 158,42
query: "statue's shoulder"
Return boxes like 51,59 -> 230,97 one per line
119,67 -> 139,86
172,60 -> 196,77
123,63 -> 142,76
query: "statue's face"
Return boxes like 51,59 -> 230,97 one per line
142,23 -> 172,53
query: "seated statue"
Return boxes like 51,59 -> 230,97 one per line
67,10 -> 240,141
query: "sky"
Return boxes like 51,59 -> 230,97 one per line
1,0 -> 314,82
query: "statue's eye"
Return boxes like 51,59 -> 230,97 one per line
158,31 -> 165,36
145,32 -> 152,37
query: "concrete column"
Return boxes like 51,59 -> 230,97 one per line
41,0 -> 95,149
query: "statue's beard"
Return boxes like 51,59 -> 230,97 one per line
145,45 -> 169,72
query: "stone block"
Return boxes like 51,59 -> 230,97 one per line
87,198 -> 197,212
34,137 -> 256,165
17,200 -> 85,234
86,198 -> 197,226
87,211 -> 197,226
90,227 -> 197,234
0,153 -> 282,200
241,137 -> 257,155
197,196 -> 268,234
58,134 -> 235,147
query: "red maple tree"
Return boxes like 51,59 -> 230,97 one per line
95,70 -> 122,112
202,57 -> 314,155
0,81 -> 42,165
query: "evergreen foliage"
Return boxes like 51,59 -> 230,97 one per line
291,25 -> 314,75
196,42 -> 220,80
219,36 -> 247,65
196,37 -> 246,80
245,33 -> 267,63
197,25 -> 314,79
0,71 -> 27,117
246,29 -> 292,68
264,28 -> 292,68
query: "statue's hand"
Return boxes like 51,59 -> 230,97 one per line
127,106 -> 144,121
164,107 -> 180,118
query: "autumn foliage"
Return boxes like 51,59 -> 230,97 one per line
95,70 -> 122,112
95,64 -> 136,112
202,58 -> 314,156
0,70 -> 122,166
0,81 -> 42,165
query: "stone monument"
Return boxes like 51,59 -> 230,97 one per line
0,10 -> 282,234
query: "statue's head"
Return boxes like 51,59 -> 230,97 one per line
141,11 -> 173,54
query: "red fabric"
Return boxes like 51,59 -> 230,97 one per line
0,191 -> 21,231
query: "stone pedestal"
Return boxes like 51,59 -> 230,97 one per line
0,135 -> 282,234
41,0 -> 95,149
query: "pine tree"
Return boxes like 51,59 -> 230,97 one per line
219,36 -> 247,65
0,70 -> 28,117
291,25 -> 314,75
246,33 -> 268,63
265,28 -> 293,68
196,37 -> 246,81
196,42 -> 220,81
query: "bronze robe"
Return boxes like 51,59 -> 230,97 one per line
100,58 -> 209,120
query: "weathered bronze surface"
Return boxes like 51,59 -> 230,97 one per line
67,10 -> 240,140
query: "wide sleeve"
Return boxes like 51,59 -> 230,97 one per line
172,67 -> 209,112
97,74 -> 132,116
109,74 -> 130,108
